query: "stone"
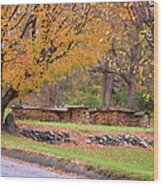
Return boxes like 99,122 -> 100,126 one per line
106,140 -> 113,145
117,134 -> 125,140
139,141 -> 148,148
107,135 -> 112,139
150,140 -> 154,147
48,130 -> 55,136
99,139 -> 104,145
128,136 -> 138,146
86,139 -> 92,144
48,135 -> 55,140
64,137 -> 71,143
21,129 -> 72,144
101,135 -> 108,142
56,134 -> 63,141
31,135 -> 38,141
20,129 -> 153,149
144,138 -> 154,146
111,138 -> 118,146
71,139 -> 78,145
95,136 -> 101,140
134,136 -> 141,143
119,141 -> 128,147
123,141 -> 128,147
63,132 -> 70,139
88,135 -> 94,140
123,134 -> 130,140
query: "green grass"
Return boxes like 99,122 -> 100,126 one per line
2,132 -> 154,180
3,108 -> 154,179
17,119 -> 154,133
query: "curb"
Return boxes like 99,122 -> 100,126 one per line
1,148 -> 119,180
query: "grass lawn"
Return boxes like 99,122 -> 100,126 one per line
2,131 -> 154,180
2,108 -> 154,180
17,119 -> 154,133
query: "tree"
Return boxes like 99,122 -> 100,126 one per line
89,2 -> 154,109
89,52 -> 115,107
112,2 -> 154,109
1,3 -> 94,125
1,2 -> 154,128
1,2 -> 118,122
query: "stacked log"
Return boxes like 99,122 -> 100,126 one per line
89,108 -> 150,127
12,105 -> 69,122
67,106 -> 89,124
89,110 -> 111,125
11,105 -> 150,128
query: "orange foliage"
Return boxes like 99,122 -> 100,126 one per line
79,75 -> 90,82
135,82 -> 145,90
2,2 -> 149,98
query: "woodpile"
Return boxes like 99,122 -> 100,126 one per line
89,108 -> 150,127
67,106 -> 89,124
11,105 -> 150,128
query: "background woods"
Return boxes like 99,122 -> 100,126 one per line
1,2 -> 154,126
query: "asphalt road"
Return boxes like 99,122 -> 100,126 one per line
1,157 -> 75,179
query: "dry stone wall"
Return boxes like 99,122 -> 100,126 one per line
20,129 -> 153,149
21,129 -> 72,144
11,105 -> 150,128
86,134 -> 153,148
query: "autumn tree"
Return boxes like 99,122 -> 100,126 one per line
1,3 -> 95,126
89,2 -> 154,109
1,2 -> 155,129
89,50 -> 115,106
112,2 -> 154,109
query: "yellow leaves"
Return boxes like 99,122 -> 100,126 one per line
105,31 -> 110,36
1,4 -> 89,96
99,38 -> 104,43
90,2 -> 96,5
3,2 -> 148,99
139,66 -> 144,78
93,85 -> 102,91
143,93 -> 150,102
123,2 -> 128,7
109,3 -> 115,8
117,68 -> 121,73
149,73 -> 153,79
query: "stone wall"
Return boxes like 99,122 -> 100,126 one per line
11,105 -> 150,128
20,129 -> 153,148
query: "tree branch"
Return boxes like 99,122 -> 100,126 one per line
8,5 -> 19,22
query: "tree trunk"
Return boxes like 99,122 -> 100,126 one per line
102,72 -> 114,107
127,80 -> 135,110
1,87 -> 18,127
4,113 -> 19,135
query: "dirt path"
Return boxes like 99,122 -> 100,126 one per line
1,156 -> 76,179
